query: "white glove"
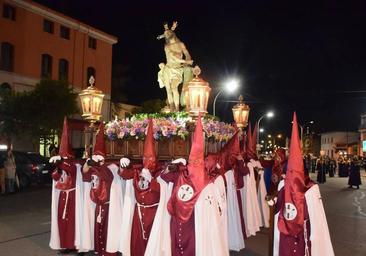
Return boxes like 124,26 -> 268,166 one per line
49,155 -> 61,163
172,158 -> 187,166
92,154 -> 104,163
216,163 -> 221,169
267,197 -> 278,206
120,157 -> 131,168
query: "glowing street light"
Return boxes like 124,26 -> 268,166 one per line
259,128 -> 264,133
256,111 -> 275,153
213,78 -> 240,116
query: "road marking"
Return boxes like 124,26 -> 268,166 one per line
353,192 -> 366,217
0,231 -> 50,244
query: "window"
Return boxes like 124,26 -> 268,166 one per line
88,37 -> 97,49
58,59 -> 69,81
41,54 -> 52,78
87,67 -> 95,85
2,4 -> 15,20
0,42 -> 14,71
60,26 -> 70,39
43,19 -> 54,33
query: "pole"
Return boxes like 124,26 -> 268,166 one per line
257,115 -> 265,154
212,90 -> 223,117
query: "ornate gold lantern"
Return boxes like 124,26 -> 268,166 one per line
185,66 -> 211,118
79,76 -> 105,124
232,95 -> 250,128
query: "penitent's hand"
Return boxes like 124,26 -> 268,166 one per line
120,158 -> 131,168
49,155 -> 61,163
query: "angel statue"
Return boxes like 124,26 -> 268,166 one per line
157,21 -> 193,112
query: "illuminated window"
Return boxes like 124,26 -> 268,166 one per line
88,37 -> 97,49
41,54 -> 52,78
58,59 -> 69,81
60,26 -> 70,40
87,67 -> 96,84
3,4 -> 15,21
0,42 -> 14,71
43,19 -> 54,33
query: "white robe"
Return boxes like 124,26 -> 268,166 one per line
119,179 -> 135,255
195,182 -> 229,256
106,164 -> 126,253
242,160 -> 261,237
255,161 -> 270,228
145,177 -> 173,256
273,181 -> 335,256
224,170 -> 245,251
49,163 -> 82,250
213,176 -> 229,253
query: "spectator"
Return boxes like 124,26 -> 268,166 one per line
4,148 -> 16,193
0,151 -> 5,194
348,156 -> 361,189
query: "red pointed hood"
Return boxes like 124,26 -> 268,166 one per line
167,113 -> 210,222
278,112 -> 312,236
246,122 -> 257,160
93,122 -> 106,158
143,118 -> 157,171
226,131 -> 240,166
59,117 -> 74,159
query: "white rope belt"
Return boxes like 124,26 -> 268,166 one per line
97,201 -> 110,223
304,219 -> 310,256
136,202 -> 159,240
61,188 -> 76,220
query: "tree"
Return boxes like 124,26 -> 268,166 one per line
0,79 -> 79,148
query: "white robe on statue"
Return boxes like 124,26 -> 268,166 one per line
106,164 -> 126,253
50,163 -> 83,250
195,182 -> 229,256
224,170 -> 245,251
145,177 -> 173,256
242,160 -> 261,237
256,161 -> 270,228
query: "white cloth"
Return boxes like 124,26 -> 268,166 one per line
80,171 -> 95,251
305,184 -> 335,256
242,160 -> 261,237
145,177 -> 173,256
119,179 -> 135,255
255,161 -> 270,228
273,180 -> 284,256
213,176 -> 229,253
74,164 -> 84,251
195,183 -> 229,256
106,164 -> 126,253
49,179 -> 61,249
224,170 -> 245,251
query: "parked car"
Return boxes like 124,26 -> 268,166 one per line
13,151 -> 54,189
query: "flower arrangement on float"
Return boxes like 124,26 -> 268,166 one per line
105,112 -> 236,142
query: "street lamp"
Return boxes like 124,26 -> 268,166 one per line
232,95 -> 250,129
213,78 -> 239,116
259,128 -> 264,133
256,111 -> 274,147
79,76 -> 105,157
185,66 -> 211,118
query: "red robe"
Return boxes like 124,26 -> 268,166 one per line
51,160 -> 76,249
119,167 -> 160,256
90,165 -> 116,256
161,170 -> 195,256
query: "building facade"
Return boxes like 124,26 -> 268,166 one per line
358,113 -> 366,156
0,0 -> 117,151
320,131 -> 359,159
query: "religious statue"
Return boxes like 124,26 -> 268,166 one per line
157,21 -> 193,112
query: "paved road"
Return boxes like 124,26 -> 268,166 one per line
0,174 -> 365,256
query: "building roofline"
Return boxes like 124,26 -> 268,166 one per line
320,131 -> 359,135
8,0 -> 118,45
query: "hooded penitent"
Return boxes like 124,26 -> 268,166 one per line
167,113 -> 210,222
278,112 -> 311,236
143,119 -> 157,172
59,117 -> 75,159
246,123 -> 257,160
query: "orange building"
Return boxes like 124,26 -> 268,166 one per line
0,0 -> 117,120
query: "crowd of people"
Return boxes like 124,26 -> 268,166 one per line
50,114 -> 334,256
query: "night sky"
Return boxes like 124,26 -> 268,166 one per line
35,0 -> 366,137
